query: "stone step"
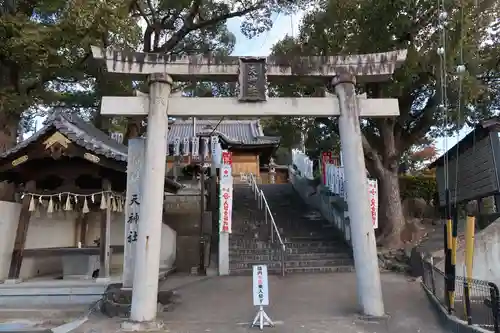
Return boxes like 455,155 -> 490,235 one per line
229,246 -> 350,255
230,239 -> 345,248
230,252 -> 351,262
229,265 -> 355,276
230,258 -> 354,270
0,283 -> 106,306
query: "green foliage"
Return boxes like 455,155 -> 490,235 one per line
268,0 -> 500,177
399,175 -> 437,203
1,0 -> 318,143
266,0 -> 499,242
0,0 -> 141,136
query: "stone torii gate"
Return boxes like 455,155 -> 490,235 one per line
91,46 -> 407,327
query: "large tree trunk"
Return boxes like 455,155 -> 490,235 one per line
376,168 -> 405,248
0,111 -> 22,201
363,118 -> 406,249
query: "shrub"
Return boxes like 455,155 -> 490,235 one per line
399,175 -> 437,203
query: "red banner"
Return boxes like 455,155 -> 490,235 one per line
222,151 -> 232,165
321,152 -> 333,185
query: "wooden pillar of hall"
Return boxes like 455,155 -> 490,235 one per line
99,179 -> 112,279
7,180 -> 36,281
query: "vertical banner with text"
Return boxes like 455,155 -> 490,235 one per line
368,179 -> 378,229
211,136 -> 222,168
321,151 -> 333,185
219,151 -> 233,233
252,265 -> 269,306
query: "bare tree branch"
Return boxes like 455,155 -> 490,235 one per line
156,1 -> 265,53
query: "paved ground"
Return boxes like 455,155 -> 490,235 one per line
71,272 -> 449,333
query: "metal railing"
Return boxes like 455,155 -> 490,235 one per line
288,166 -> 352,248
422,258 -> 500,332
247,173 -> 286,276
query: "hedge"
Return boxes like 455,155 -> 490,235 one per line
399,175 -> 437,203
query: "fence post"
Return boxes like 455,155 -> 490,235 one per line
444,222 -> 451,313
489,282 -> 500,333
429,257 -> 436,295
270,215 -> 274,243
463,278 -> 472,325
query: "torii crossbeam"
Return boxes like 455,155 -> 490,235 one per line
91,46 -> 407,328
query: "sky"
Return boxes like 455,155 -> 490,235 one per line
227,12 -> 301,56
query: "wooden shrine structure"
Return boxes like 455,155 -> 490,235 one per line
0,111 -> 182,281
165,119 -> 280,180
429,118 -> 500,209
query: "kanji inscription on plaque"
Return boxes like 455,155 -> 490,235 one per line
238,58 -> 267,102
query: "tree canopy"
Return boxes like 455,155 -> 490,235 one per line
1,0 -> 315,146
267,0 -> 500,246
0,0 -> 142,142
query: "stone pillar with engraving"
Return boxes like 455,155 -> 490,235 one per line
122,138 -> 145,289
128,73 -> 172,327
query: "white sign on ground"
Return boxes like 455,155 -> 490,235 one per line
251,264 -> 273,330
252,265 -> 269,306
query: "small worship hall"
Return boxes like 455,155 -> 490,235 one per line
0,112 -> 182,283
165,119 -> 284,183
0,112 -> 283,288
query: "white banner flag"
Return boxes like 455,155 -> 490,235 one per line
182,137 -> 190,156
191,136 -> 199,157
173,137 -> 180,156
219,151 -> 233,233
368,179 -> 378,229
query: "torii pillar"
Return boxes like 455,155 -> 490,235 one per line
92,47 -> 407,324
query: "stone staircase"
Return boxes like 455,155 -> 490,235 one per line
229,183 -> 354,275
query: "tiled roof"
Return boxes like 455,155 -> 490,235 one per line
167,119 -> 280,146
0,111 -> 128,161
0,111 -> 183,192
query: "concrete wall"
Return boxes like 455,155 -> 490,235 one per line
0,202 -> 177,280
164,193 -> 207,273
436,218 -> 500,288
0,201 -> 22,280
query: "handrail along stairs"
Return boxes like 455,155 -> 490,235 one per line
246,173 -> 286,276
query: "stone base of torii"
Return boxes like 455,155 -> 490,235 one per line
91,46 -> 407,328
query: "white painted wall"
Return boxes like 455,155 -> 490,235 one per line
0,205 -> 177,280
456,220 -> 500,287
160,224 -> 176,270
434,219 -> 500,292
20,211 -> 78,278
0,201 -> 22,280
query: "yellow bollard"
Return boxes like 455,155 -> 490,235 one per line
465,215 -> 475,280
463,215 -> 475,324
450,214 -> 458,310
446,218 -> 453,311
